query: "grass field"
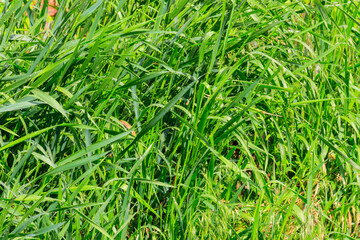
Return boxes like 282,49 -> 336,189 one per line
1,0 -> 360,239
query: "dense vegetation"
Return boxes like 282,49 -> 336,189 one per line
1,0 -> 360,239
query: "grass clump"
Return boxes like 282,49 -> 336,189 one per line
1,0 -> 360,239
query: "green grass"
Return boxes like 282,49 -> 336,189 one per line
1,0 -> 360,239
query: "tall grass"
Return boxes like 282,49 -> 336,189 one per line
1,0 -> 360,239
